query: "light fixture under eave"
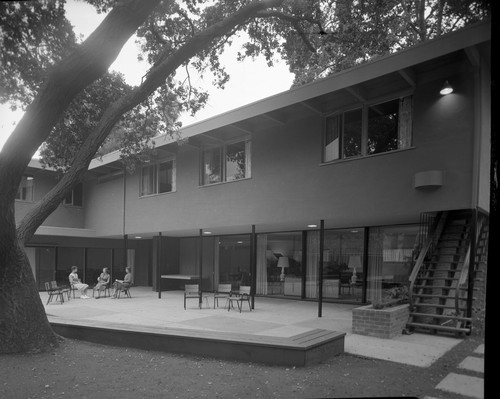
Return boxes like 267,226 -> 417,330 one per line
440,80 -> 453,95
307,224 -> 318,228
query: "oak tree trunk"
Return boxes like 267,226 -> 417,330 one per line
0,237 -> 59,353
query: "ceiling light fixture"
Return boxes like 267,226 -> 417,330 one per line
440,80 -> 453,95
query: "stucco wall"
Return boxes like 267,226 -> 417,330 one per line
84,70 -> 476,237
14,170 -> 85,229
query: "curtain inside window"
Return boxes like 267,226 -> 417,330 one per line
306,231 -> 319,298
367,228 -> 383,304
324,115 -> 340,161
141,165 -> 156,196
256,235 -> 268,295
158,161 -> 174,193
127,249 -> 135,284
398,95 -> 413,149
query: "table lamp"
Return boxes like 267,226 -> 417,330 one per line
277,256 -> 289,282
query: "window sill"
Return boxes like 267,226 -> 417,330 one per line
139,190 -> 177,199
199,176 -> 252,188
320,146 -> 415,166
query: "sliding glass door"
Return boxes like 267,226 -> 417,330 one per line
306,228 -> 365,303
256,232 -> 303,297
218,235 -> 251,291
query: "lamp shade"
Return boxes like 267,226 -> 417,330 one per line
277,256 -> 289,268
348,255 -> 362,269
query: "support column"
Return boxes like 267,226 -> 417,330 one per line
157,232 -> 162,299
199,229 -> 203,307
251,225 -> 257,309
318,220 -> 324,317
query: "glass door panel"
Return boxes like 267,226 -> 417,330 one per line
86,248 -> 112,285
218,235 -> 250,292
306,229 -> 365,302
37,247 -> 56,290
256,232 -> 303,297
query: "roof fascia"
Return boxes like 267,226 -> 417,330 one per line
90,20 -> 490,171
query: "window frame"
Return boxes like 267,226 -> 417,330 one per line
323,93 -> 413,163
15,175 -> 35,202
200,137 -> 251,186
63,182 -> 84,207
139,158 -> 176,197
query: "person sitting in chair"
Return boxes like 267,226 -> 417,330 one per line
111,267 -> 131,298
69,266 -> 90,299
93,267 -> 110,299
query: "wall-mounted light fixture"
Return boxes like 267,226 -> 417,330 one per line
440,80 -> 453,95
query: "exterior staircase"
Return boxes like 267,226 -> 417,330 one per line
407,209 -> 489,336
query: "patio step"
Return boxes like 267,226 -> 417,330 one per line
48,319 -> 345,367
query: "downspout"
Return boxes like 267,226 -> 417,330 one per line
123,167 -> 128,278
318,220 -> 324,317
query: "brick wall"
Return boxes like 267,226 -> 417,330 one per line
352,304 -> 410,339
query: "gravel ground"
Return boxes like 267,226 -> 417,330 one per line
0,335 -> 485,399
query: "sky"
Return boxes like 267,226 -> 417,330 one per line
0,1 -> 294,152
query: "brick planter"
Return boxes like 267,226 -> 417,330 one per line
352,304 -> 410,339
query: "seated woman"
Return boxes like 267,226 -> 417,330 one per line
93,267 -> 110,298
111,267 -> 132,298
69,266 -> 90,299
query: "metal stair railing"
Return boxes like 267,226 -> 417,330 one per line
409,211 -> 447,311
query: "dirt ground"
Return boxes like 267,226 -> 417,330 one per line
0,334 -> 484,399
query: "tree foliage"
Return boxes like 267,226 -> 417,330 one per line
235,0 -> 491,86
0,0 -> 76,107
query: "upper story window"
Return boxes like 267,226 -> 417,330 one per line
16,175 -> 34,201
200,138 -> 251,186
64,183 -> 83,207
140,159 -> 176,197
325,108 -> 362,161
324,95 -> 413,162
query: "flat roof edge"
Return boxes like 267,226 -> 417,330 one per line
89,20 -> 491,170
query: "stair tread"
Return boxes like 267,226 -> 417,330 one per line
413,303 -> 466,310
406,322 -> 469,333
410,312 -> 471,321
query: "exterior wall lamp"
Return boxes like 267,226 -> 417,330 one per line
440,80 -> 453,95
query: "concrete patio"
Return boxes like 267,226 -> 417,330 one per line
41,286 -> 462,367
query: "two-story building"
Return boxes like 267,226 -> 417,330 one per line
17,21 -> 490,333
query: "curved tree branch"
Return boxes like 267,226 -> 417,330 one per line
0,0 -> 162,206
255,9 -> 320,52
17,0 -> 285,243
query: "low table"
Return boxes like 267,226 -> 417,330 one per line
159,274 -> 200,298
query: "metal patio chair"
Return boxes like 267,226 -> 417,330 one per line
213,283 -> 232,308
184,284 -> 208,309
226,286 -> 252,313
45,281 -> 65,305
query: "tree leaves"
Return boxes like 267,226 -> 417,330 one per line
0,0 -> 76,108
